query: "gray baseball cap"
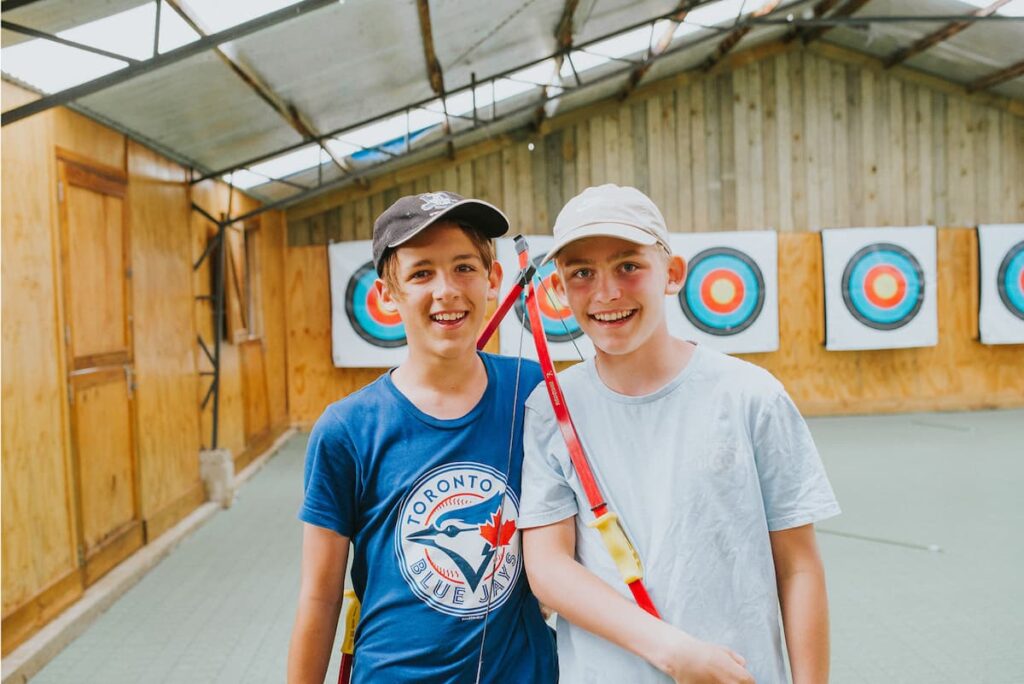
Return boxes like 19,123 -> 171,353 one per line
372,191 -> 509,272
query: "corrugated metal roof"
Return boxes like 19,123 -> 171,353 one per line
2,0 -> 1021,209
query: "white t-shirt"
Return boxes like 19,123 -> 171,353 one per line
520,344 -> 841,684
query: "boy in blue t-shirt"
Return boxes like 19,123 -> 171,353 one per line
288,191 -> 556,683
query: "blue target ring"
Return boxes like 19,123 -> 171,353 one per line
514,257 -> 584,343
679,247 -> 765,336
841,243 -> 924,331
344,261 -> 406,348
997,241 -> 1024,321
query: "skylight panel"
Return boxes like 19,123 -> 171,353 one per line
247,144 -> 322,181
960,0 -> 1024,15
339,114 -> 427,151
0,2 -> 199,94
687,0 -> 748,28
560,50 -> 611,78
2,41 -> 126,94
226,169 -> 274,190
584,25 -> 654,60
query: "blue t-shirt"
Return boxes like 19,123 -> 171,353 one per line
300,352 -> 556,683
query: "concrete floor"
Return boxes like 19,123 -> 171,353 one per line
26,409 -> 1024,683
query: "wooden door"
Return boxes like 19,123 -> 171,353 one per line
57,154 -> 143,584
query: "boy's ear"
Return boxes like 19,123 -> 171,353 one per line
374,278 -> 400,312
550,268 -> 566,300
487,260 -> 503,301
664,255 -> 687,296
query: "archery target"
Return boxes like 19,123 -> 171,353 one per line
496,236 -> 594,362
822,227 -> 937,351
345,261 -> 407,348
680,247 -> 766,336
840,244 -> 925,331
978,224 -> 1024,344
666,231 -> 779,354
513,256 -> 585,343
328,240 -> 408,367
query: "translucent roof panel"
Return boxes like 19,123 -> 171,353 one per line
76,50 -> 304,171
225,1 -> 436,137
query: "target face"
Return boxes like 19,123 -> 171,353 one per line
513,257 -> 584,343
996,240 -> 1024,321
344,261 -> 406,348
841,243 -> 924,331
679,247 -> 765,336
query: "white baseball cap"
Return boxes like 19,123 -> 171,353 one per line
543,184 -> 672,263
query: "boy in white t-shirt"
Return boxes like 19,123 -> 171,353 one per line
519,185 -> 840,684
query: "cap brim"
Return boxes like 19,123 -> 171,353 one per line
541,223 -> 659,263
387,199 -> 509,249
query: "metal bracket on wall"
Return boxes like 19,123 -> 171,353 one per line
191,203 -> 227,449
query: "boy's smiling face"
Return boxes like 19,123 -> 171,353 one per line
554,236 -> 686,357
376,221 -> 501,361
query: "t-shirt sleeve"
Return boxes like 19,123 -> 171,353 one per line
753,390 -> 841,531
518,399 -> 579,529
298,409 -> 359,538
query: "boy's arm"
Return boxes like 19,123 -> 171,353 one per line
770,524 -> 830,684
523,519 -> 753,684
288,523 -> 350,684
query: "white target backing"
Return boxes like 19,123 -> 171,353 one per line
978,224 -> 1024,345
822,227 -> 937,351
328,240 -> 408,368
666,231 -> 779,354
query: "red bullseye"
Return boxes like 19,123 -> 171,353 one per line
537,276 -> 572,319
700,269 -> 744,314
366,287 -> 402,325
864,264 -> 906,309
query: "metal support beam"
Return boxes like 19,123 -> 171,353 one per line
416,0 -> 455,159
1,0 -> 336,126
967,59 -> 1024,93
702,0 -> 782,72
532,0 -> 579,128
0,0 -> 48,12
220,15 -> 794,226
883,0 -> 1011,68
191,3 -> 728,185
621,1 -> 699,100
1,20 -> 139,63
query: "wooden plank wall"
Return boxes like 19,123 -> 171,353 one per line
283,45 -> 1024,426
1,82 -> 290,653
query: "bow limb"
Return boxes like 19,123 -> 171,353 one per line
524,271 -> 661,618
477,235 -> 532,351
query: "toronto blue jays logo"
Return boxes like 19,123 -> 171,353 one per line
395,462 -> 522,618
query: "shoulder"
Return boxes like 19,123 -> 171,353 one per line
481,352 -> 543,387
524,359 -> 589,413
312,372 -> 391,438
695,346 -> 785,404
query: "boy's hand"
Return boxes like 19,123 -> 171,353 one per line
657,630 -> 753,684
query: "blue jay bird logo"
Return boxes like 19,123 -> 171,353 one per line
396,463 -> 523,618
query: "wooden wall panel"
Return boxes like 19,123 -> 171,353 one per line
1,84 -> 79,632
126,142 -> 203,524
261,211 -> 290,428
747,231 -> 1024,413
3,85 -> 292,650
284,45 -> 1024,425
285,246 -> 380,426
51,109 -> 125,171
